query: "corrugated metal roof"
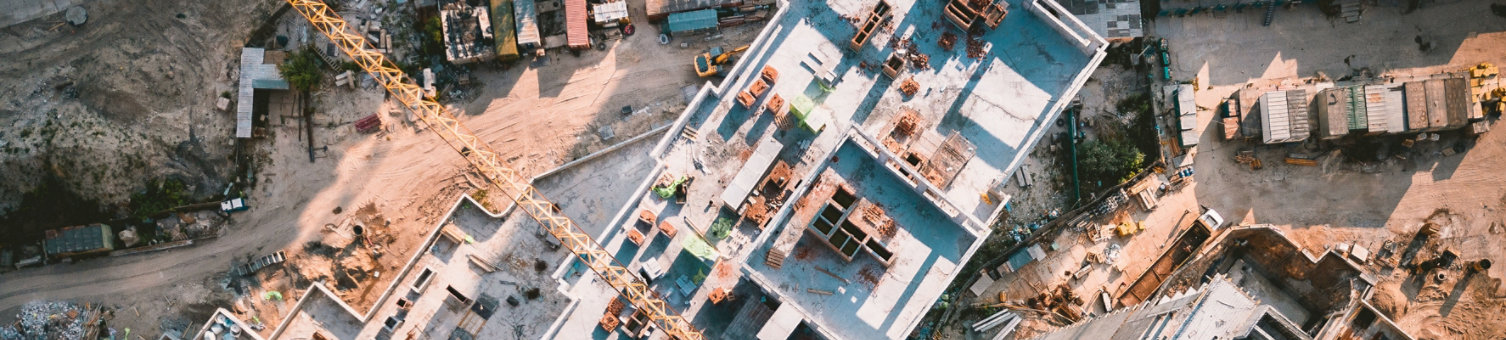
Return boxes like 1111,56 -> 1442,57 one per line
1344,86 -> 1367,131
646,0 -> 742,21
1285,89 -> 1310,138
667,8 -> 719,33
44,224 -> 113,256
1363,85 -> 1387,132
1263,91 -> 1290,142
1317,88 -> 1348,138
720,137 -> 784,208
565,0 -> 589,48
1261,89 -> 1309,143
490,0 -> 519,60
1376,85 -> 1408,133
1176,84 -> 1196,118
237,47 -> 285,139
1405,82 -> 1428,131
1444,78 -> 1469,128
593,1 -> 629,23
1425,79 -> 1448,129
514,0 -> 540,45
1180,128 -> 1199,147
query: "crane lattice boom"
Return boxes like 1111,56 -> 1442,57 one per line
283,1 -> 703,338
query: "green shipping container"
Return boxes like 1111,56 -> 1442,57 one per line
490,0 -> 520,61
44,224 -> 115,257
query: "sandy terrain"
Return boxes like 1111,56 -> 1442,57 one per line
1161,2 -> 1506,338
940,2 -> 1506,339
0,0 -> 764,336
0,0 -> 275,236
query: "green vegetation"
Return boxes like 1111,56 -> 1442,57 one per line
653,176 -> 688,199
419,18 -> 444,65
709,216 -> 734,240
129,178 -> 191,218
278,46 -> 325,91
692,268 -> 707,284
1118,93 -> 1161,158
339,61 -> 362,73
471,189 -> 496,211
1078,139 -> 1145,191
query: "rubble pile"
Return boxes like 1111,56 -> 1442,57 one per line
966,36 -> 987,59
0,301 -> 86,340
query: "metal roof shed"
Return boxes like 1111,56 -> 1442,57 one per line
1372,85 -> 1408,134
514,0 -> 541,47
1404,82 -> 1428,132
1342,86 -> 1366,131
1316,88 -> 1348,139
1261,90 -> 1308,144
1362,85 -> 1388,133
646,0 -> 743,22
720,137 -> 785,209
1424,79 -> 1448,130
44,224 -> 115,257
1444,78 -> 1469,129
667,9 -> 719,34
237,47 -> 286,139
1176,84 -> 1196,121
593,1 -> 629,25
564,0 -> 589,49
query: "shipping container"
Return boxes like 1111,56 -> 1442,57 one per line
1424,79 -> 1448,130
1363,85 -> 1388,133
1262,91 -> 1290,143
565,0 -> 590,49
1344,86 -> 1367,131
647,0 -> 745,22
1285,89 -> 1310,139
593,1 -> 629,26
515,0 -> 541,49
1444,78 -> 1469,128
667,8 -> 719,34
1404,82 -> 1428,132
1316,88 -> 1348,139
44,224 -> 115,258
1177,84 -> 1196,117
489,0 -> 520,61
1377,85 -> 1408,134
1180,128 -> 1200,147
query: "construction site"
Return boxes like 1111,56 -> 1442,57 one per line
3,0 -> 1506,339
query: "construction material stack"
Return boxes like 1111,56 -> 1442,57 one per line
850,1 -> 892,51
944,0 -> 1007,30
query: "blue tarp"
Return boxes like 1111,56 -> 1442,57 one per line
666,9 -> 717,34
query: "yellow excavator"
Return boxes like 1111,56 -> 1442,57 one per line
694,45 -> 749,77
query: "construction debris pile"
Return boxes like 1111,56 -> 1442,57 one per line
899,78 -> 920,96
0,301 -> 100,340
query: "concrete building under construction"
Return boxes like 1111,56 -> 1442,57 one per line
1035,226 -> 1417,340
192,0 -> 1108,338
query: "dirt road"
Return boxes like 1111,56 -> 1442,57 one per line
0,0 -> 762,335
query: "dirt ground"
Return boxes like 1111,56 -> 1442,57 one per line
1163,2 -> 1506,338
942,2 -> 1506,339
0,0 -> 764,337
0,0 -> 274,239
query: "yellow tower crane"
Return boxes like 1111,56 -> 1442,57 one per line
282,1 -> 703,339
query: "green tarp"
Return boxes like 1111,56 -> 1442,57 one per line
681,234 -> 718,262
789,95 -> 827,132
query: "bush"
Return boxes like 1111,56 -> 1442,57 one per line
279,46 -> 324,91
709,217 -> 734,240
130,178 -> 191,218
1078,139 -> 1144,191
